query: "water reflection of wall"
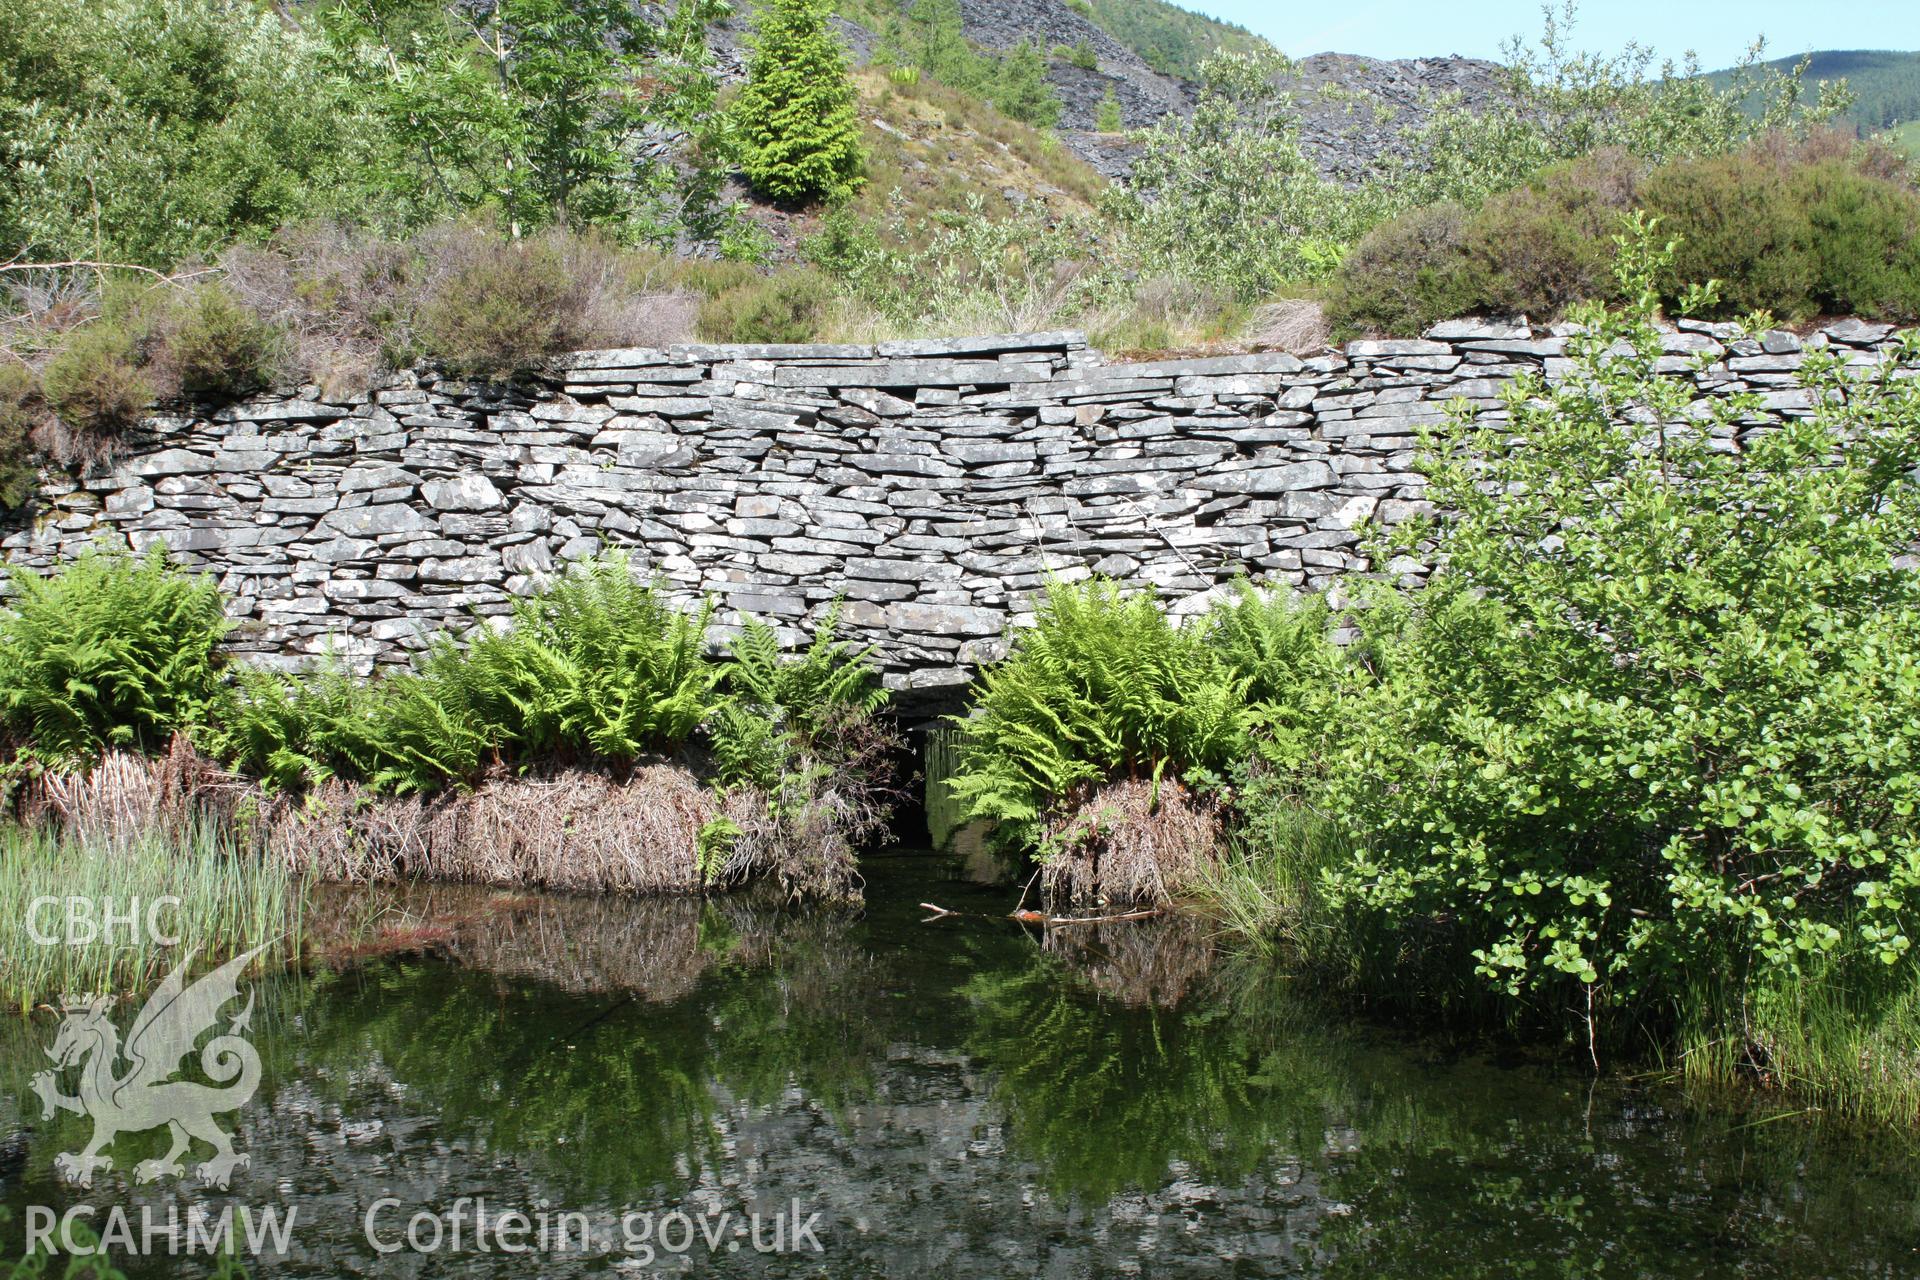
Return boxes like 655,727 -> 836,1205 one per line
4,881 -> 1918,1277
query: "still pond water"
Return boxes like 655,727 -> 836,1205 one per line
2,852 -> 1918,1277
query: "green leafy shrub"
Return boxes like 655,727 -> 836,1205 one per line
1110,50 -> 1379,301
947,579 -> 1255,847
729,0 -> 866,203
696,270 -> 836,343
39,321 -> 154,437
0,0 -> 375,267
1315,222 -> 1920,1042
1094,87 -> 1124,133
1385,10 -> 1851,212
0,549 -> 229,765
1322,202 -> 1479,337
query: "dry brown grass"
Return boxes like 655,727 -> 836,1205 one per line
1245,298 -> 1332,354
264,761 -> 742,894
21,738 -> 878,903
1041,777 -> 1224,908
22,735 -> 257,848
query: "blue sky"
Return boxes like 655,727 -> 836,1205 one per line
1198,2 -> 1919,69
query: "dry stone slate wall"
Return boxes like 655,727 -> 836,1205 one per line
2,318 -> 1907,703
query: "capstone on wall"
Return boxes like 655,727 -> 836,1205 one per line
2,317 -> 1905,701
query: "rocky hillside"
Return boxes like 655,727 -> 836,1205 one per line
1275,53 -> 1510,184
709,0 -> 1512,185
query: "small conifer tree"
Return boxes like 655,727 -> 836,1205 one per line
1095,87 -> 1124,132
992,38 -> 1062,126
729,0 -> 865,203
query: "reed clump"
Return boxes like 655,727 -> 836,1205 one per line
0,822 -> 303,1014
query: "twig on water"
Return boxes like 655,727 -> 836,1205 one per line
1042,909 -> 1161,926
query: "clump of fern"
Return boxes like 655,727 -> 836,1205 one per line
709,603 -> 888,791
1204,581 -> 1343,769
707,606 -> 899,897
212,556 -> 723,794
0,548 -> 229,767
946,578 -> 1258,850
437,556 -> 718,765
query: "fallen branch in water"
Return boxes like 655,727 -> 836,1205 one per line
918,902 -> 957,920
1006,907 -> 1161,926
1043,909 -> 1161,926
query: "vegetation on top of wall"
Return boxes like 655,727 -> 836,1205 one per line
1327,131 -> 1920,335
0,0 -> 1899,507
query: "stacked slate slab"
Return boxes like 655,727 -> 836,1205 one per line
3,320 -> 1907,698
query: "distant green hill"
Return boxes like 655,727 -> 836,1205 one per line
1074,0 -> 1267,80
1705,49 -> 1920,134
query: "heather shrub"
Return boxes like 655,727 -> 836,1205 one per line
1330,134 -> 1920,334
1794,163 -> 1920,320
411,230 -> 599,376
38,320 -> 155,438
1639,149 -> 1820,317
0,367 -> 42,509
148,282 -> 286,398
1322,203 -> 1479,337
1639,134 -> 1920,319
696,270 -> 837,343
403,224 -> 695,375
1458,149 -> 1641,318
219,222 -> 415,396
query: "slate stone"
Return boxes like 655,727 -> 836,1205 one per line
423,475 -> 503,511
318,504 -> 438,537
